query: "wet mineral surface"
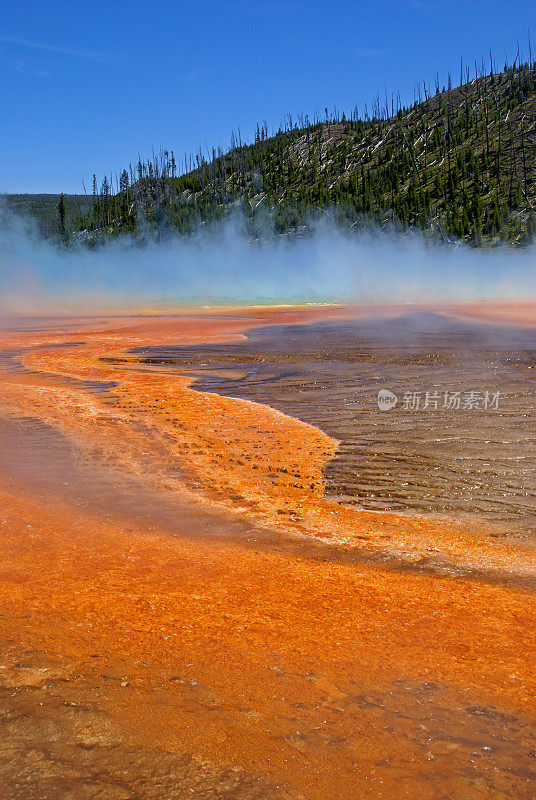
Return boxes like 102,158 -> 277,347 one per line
137,311 -> 536,535
0,304 -> 535,800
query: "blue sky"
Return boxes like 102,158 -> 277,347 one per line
1,0 -> 534,193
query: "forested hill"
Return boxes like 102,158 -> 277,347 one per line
3,194 -> 93,238
14,59 -> 536,247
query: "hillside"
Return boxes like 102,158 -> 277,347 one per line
2,194 -> 93,239
11,60 -> 536,247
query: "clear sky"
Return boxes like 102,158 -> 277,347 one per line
1,0 -> 534,193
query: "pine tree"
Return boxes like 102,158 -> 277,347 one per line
58,194 -> 66,238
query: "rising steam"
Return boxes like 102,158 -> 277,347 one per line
0,201 -> 535,316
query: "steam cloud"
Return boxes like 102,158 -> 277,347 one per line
0,201 -> 535,315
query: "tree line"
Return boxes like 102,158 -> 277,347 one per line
65,49 -> 536,247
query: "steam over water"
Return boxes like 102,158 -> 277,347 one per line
1,203 -> 536,312
1,203 -> 535,531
